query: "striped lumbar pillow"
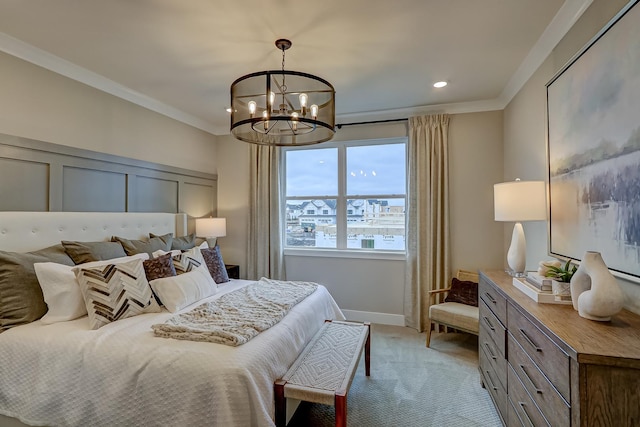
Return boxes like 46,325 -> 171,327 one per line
74,258 -> 160,330
171,247 -> 206,275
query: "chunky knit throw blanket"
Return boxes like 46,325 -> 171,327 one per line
152,278 -> 318,346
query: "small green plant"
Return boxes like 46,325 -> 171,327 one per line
544,259 -> 577,283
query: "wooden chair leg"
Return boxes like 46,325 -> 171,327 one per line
426,319 -> 433,347
364,322 -> 371,376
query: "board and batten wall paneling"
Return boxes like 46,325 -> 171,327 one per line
132,176 -> 179,213
62,167 -> 127,212
181,181 -> 216,219
0,157 -> 49,211
0,133 -> 217,226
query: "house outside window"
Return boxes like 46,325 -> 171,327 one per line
284,138 -> 406,251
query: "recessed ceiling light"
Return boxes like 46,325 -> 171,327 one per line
433,81 -> 448,88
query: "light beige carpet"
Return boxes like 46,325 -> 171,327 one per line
288,324 -> 502,427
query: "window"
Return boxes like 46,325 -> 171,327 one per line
284,138 -> 406,251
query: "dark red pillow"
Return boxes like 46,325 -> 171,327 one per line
444,278 -> 478,306
143,253 -> 177,281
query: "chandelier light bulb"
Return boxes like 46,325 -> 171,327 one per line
310,104 -> 318,119
248,101 -> 257,116
269,91 -> 275,108
291,112 -> 299,131
262,110 -> 269,130
299,93 -> 308,116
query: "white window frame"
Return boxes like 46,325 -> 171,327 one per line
283,137 -> 407,259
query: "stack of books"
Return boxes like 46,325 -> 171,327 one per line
512,274 -> 573,305
525,272 -> 553,291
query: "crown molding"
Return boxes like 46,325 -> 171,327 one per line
336,98 -> 505,124
498,0 -> 593,107
0,32 -> 223,135
1,0 -> 591,137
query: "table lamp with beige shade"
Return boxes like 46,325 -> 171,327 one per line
494,179 -> 547,277
195,217 -> 226,247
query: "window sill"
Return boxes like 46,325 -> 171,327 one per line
283,248 -> 406,261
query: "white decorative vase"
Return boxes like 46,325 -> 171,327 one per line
570,251 -> 624,321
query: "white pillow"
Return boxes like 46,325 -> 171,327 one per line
35,253 -> 149,324
150,267 -> 217,312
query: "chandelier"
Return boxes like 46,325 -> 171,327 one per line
230,39 -> 336,146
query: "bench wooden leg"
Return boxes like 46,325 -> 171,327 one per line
364,322 -> 371,377
274,379 -> 287,427
335,392 -> 347,427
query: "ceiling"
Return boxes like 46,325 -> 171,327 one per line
0,1 -> 591,135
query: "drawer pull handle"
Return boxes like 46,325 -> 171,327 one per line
518,402 -> 536,427
485,370 -> 498,392
482,316 -> 495,331
519,364 -> 543,394
484,342 -> 497,360
519,328 -> 542,352
484,292 -> 497,304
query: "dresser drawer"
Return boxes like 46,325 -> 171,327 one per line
508,399 -> 526,427
508,364 -> 550,427
480,330 -> 507,389
507,303 -> 570,401
480,356 -> 508,423
479,276 -> 507,325
480,299 -> 506,358
508,334 -> 570,426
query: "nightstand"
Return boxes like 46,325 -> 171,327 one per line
225,264 -> 239,280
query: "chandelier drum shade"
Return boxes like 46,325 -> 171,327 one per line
230,39 -> 335,146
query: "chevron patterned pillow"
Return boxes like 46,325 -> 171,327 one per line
171,247 -> 206,275
74,258 -> 161,330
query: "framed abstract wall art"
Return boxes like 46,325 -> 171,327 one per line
546,0 -> 640,283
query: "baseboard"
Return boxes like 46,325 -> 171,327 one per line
342,309 -> 405,326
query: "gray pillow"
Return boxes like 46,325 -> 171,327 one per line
62,240 -> 127,265
112,235 -> 171,256
0,244 -> 74,332
150,232 -> 196,251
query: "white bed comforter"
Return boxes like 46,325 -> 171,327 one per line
0,280 -> 344,427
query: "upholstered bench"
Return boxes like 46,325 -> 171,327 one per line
274,320 -> 371,427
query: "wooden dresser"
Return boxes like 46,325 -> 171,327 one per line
478,270 -> 640,427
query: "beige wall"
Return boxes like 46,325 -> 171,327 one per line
0,51 -> 217,175
216,134 -> 250,276
449,111 -> 504,273
504,0 -> 640,314
216,113 -> 504,320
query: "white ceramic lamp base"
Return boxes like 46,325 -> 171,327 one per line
506,222 -> 526,277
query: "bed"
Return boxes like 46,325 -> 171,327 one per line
0,212 -> 344,427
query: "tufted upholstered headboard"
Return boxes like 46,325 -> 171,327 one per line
0,212 -> 187,253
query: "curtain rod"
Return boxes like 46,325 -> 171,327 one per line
335,118 -> 408,129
